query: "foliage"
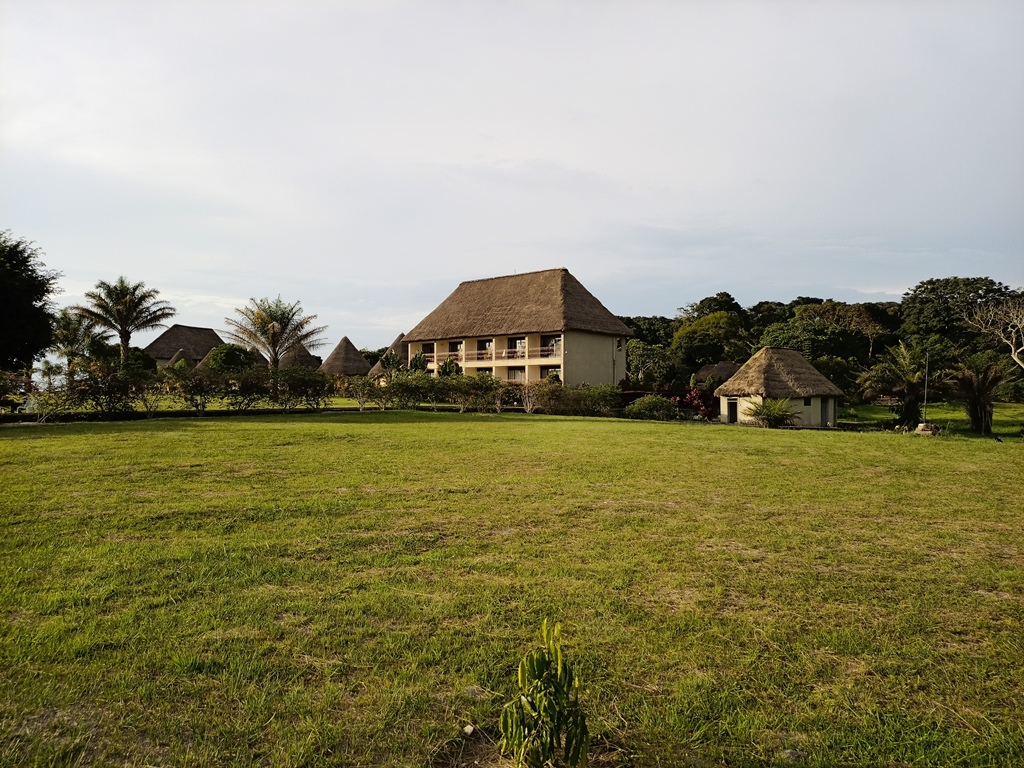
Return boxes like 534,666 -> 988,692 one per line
273,366 -> 335,411
623,394 -> 677,421
360,346 -> 389,368
224,296 -> 327,369
437,356 -> 462,377
857,341 -> 936,428
165,362 -> 219,414
901,276 -> 1014,349
948,352 -> 1014,435
625,339 -> 668,387
499,620 -> 589,768
537,383 -> 619,417
75,276 -> 176,365
744,397 -> 798,428
409,351 -> 429,372
809,355 -> 861,397
670,311 -> 745,372
677,385 -> 718,420
966,293 -> 1024,372
204,343 -> 265,374
0,230 -> 62,370
49,307 -> 111,372
375,349 -> 404,381
757,316 -> 867,363
342,375 -> 376,411
679,291 -> 745,322
221,367 -> 271,411
616,315 -> 675,346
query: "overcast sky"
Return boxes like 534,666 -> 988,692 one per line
2,1 -> 1022,351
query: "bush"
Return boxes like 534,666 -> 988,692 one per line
499,620 -> 588,768
623,394 -> 677,421
745,397 -> 797,428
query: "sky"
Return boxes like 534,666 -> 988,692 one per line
2,0 -> 1023,352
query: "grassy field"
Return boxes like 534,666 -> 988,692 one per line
1,410 -> 1022,767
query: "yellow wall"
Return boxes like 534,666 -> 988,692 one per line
562,331 -> 626,386
721,395 -> 836,426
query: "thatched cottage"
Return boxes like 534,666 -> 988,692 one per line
144,324 -> 224,368
319,337 -> 372,377
404,268 -> 631,386
368,333 -> 409,379
715,347 -> 844,426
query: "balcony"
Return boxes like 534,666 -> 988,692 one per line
420,346 -> 561,364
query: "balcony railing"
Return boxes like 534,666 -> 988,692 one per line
420,346 -> 561,364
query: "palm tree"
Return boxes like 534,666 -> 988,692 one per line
949,352 -> 1011,435
858,341 -> 937,427
49,308 -> 111,372
74,277 -> 176,364
224,297 -> 327,369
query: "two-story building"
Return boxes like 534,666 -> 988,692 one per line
404,268 -> 631,386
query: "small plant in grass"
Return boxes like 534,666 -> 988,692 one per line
624,394 -> 677,420
500,620 -> 589,768
745,397 -> 798,428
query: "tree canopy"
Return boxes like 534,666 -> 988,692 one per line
0,231 -> 62,370
900,276 -> 1014,348
224,297 -> 327,369
75,277 -> 177,365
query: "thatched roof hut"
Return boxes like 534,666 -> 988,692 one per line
368,333 -> 409,378
280,344 -> 323,369
144,325 -> 224,366
318,337 -> 371,376
404,268 -> 632,342
715,347 -> 843,399
695,361 -> 741,385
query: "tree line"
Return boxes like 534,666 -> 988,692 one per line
617,277 -> 1024,432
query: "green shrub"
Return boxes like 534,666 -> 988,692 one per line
500,620 -> 589,768
623,394 -> 677,421
744,397 -> 798,428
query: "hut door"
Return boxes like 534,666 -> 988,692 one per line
727,400 -> 738,424
820,398 -> 830,426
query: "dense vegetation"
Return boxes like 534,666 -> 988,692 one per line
1,411 -> 1022,766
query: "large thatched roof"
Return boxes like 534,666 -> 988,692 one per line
280,344 -> 323,369
318,337 -> 371,376
695,361 -> 741,384
404,268 -> 632,342
368,333 -> 409,378
714,347 -> 844,398
144,325 -> 223,364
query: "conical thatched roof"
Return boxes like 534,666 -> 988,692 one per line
167,349 -> 193,368
695,361 -> 741,384
404,268 -> 632,342
280,344 -> 323,369
368,333 -> 409,378
144,325 -> 223,364
714,347 -> 844,398
318,337 -> 371,376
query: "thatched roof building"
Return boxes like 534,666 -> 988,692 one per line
166,349 -> 192,368
144,325 -> 224,367
695,361 -> 741,385
318,337 -> 371,376
368,333 -> 409,378
280,344 -> 323,369
405,268 -> 632,342
715,347 -> 843,399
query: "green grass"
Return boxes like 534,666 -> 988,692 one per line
840,401 -> 1024,437
1,411 -> 1023,767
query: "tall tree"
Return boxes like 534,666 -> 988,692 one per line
858,341 -> 938,427
0,230 -> 62,370
949,352 -> 1012,435
670,311 -> 746,372
679,292 -> 746,323
224,296 -> 327,369
901,276 -> 1014,349
966,293 -> 1024,372
75,277 -> 176,364
49,307 -> 111,371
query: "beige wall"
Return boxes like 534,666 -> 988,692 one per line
721,395 -> 837,427
562,331 -> 626,386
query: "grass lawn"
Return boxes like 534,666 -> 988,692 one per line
1,410 -> 1022,767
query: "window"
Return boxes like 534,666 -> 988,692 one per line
803,397 -> 812,406
448,341 -> 463,353
476,339 -> 493,361
507,366 -> 525,382
541,335 -> 562,357
540,366 -> 561,381
507,337 -> 526,359
422,343 -> 434,354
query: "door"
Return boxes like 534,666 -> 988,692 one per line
727,399 -> 738,424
